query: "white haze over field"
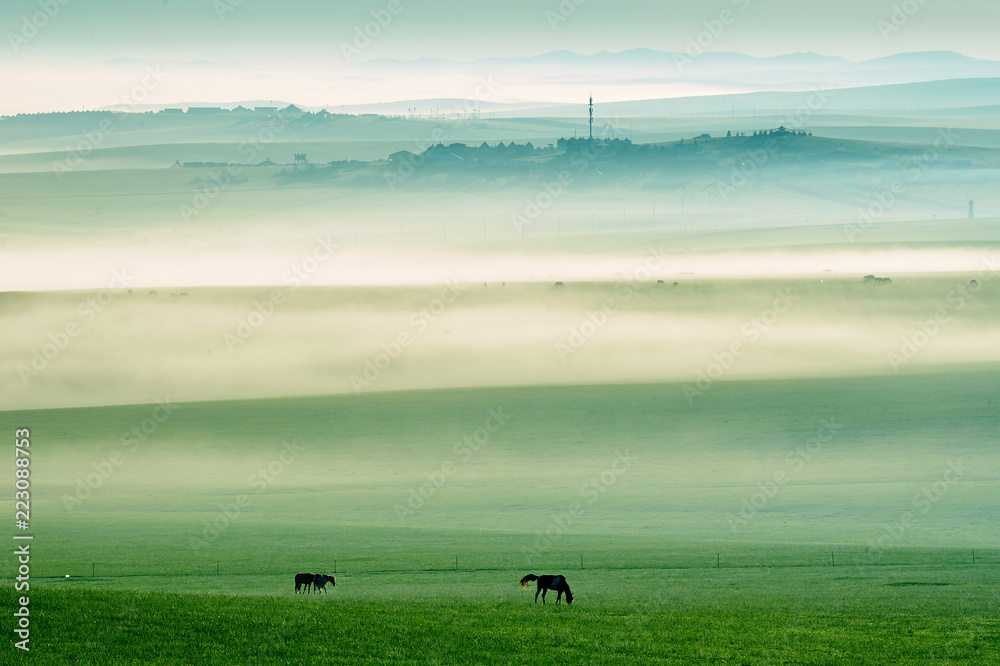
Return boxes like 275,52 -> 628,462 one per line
4,277 -> 1000,410
0,228 -> 997,291
1,242 -> 999,291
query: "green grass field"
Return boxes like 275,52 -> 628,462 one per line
3,372 -> 999,663
9,564 -> 999,664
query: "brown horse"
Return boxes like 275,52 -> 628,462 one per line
313,574 -> 336,593
520,574 -> 573,605
295,572 -> 315,593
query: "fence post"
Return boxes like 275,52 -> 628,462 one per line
831,551 -> 835,567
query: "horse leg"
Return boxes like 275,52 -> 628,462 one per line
541,588 -> 547,604
534,587 -> 540,603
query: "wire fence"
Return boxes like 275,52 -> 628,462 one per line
31,547 -> 997,580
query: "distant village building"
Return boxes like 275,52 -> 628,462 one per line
187,107 -> 224,114
753,125 -> 808,138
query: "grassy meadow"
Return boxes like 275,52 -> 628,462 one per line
2,105 -> 999,663
9,564 -> 1000,664
3,370 -> 1000,663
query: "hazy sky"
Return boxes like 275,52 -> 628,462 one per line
5,0 -> 998,61
3,0 -> 999,112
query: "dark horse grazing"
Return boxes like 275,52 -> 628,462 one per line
295,572 -> 336,593
313,574 -> 336,593
295,572 -> 315,593
520,574 -> 574,605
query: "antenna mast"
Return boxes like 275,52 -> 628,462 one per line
589,94 -> 594,140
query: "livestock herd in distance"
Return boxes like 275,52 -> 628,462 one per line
293,572 -> 575,605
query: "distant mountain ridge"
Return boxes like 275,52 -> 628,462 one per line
364,49 -> 998,74
108,78 -> 1000,118
94,50 -> 1000,117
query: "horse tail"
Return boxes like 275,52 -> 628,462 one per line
520,574 -> 539,588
